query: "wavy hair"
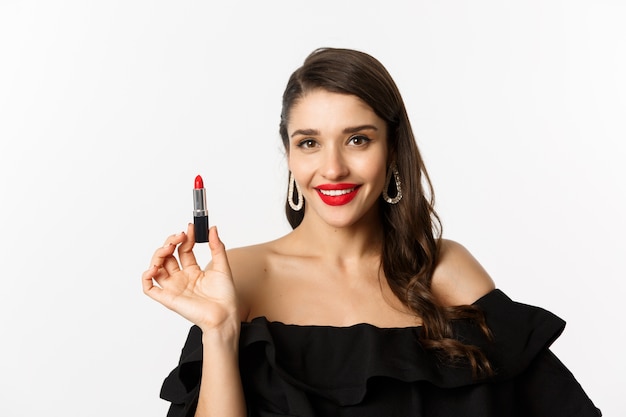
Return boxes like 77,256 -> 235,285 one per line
278,48 -> 493,376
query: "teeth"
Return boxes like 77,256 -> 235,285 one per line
319,188 -> 355,196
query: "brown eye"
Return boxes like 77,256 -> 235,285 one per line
348,135 -> 370,146
297,139 -> 318,149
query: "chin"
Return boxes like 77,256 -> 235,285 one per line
325,219 -> 357,229
321,212 -> 371,229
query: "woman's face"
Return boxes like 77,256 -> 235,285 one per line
287,89 -> 388,229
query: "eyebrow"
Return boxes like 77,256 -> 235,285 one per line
290,125 -> 379,138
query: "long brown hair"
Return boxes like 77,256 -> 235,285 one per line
279,48 -> 492,377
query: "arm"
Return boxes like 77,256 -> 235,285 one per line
143,224 -> 246,417
195,327 -> 246,417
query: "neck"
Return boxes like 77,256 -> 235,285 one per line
290,207 -> 384,263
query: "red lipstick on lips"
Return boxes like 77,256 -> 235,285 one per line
315,183 -> 361,206
193,175 -> 209,243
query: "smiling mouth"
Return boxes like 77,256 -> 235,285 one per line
315,185 -> 361,206
317,187 -> 357,196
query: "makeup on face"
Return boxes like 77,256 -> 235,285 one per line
315,183 -> 361,206
287,91 -> 389,229
193,175 -> 209,243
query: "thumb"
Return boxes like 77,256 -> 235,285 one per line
207,226 -> 232,277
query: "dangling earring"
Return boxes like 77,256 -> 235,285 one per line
382,162 -> 402,204
288,172 -> 304,211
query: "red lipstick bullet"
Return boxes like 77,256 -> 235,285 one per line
193,175 -> 209,243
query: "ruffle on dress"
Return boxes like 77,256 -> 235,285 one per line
160,290 -> 601,417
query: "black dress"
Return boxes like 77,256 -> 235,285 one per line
160,289 -> 601,416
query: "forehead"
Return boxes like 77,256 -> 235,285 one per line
287,90 -> 384,132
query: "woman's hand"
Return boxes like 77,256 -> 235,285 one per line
142,224 -> 239,334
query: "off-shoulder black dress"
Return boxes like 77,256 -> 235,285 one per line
159,290 -> 601,416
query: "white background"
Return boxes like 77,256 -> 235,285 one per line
0,1 -> 623,415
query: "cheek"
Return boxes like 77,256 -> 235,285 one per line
355,156 -> 387,182
375,164 -> 388,189
288,155 -> 315,183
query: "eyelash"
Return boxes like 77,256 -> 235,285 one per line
348,135 -> 371,146
296,135 -> 371,149
296,139 -> 318,149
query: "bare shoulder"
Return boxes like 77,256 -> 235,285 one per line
207,241 -> 276,320
431,239 -> 496,307
226,243 -> 271,277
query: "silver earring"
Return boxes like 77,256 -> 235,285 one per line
288,172 -> 304,211
382,162 -> 402,204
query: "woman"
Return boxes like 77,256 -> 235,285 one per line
142,48 -> 600,416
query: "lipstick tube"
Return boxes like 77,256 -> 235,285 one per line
193,175 -> 209,243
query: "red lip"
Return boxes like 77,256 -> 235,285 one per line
315,183 -> 361,206
316,183 -> 358,190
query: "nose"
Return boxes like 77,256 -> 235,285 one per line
320,147 -> 349,180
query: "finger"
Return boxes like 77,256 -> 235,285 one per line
149,232 -> 185,271
163,230 -> 186,246
151,263 -> 172,289
149,242 -> 177,275
207,226 -> 232,277
163,243 -> 188,277
142,265 -> 163,300
178,223 -> 199,269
